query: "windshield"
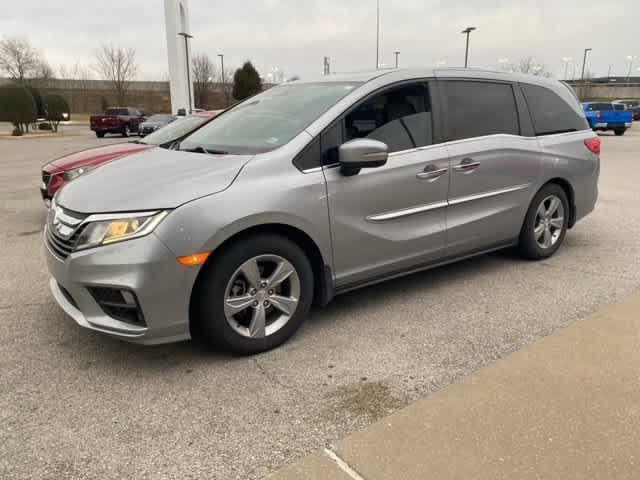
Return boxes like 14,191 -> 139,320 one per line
141,115 -> 210,146
180,82 -> 361,154
146,114 -> 175,123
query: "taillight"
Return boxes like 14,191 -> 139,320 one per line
584,137 -> 601,155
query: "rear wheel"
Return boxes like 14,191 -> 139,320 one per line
96,131 -> 105,138
614,128 -> 625,136
518,184 -> 569,260
193,234 -> 314,354
122,125 -> 131,137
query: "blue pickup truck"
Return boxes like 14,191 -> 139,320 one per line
582,101 -> 633,136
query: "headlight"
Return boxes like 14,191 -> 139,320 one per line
75,211 -> 169,250
63,166 -> 94,181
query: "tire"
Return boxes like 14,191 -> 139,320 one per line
121,125 -> 131,138
614,129 -> 625,136
96,132 -> 105,138
193,234 -> 314,354
518,184 -> 569,260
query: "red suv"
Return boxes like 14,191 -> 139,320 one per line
41,111 -> 221,206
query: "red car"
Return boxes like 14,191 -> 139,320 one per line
90,107 -> 147,138
41,111 -> 221,206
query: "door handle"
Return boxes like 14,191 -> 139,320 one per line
454,158 -> 481,172
417,167 -> 448,181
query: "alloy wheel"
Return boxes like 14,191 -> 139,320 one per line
534,194 -> 565,249
223,255 -> 300,339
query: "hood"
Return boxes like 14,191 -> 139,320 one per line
45,143 -> 152,173
56,148 -> 253,213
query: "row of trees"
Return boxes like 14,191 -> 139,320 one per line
0,35 -> 264,113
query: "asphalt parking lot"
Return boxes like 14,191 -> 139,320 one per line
2,129 -> 640,480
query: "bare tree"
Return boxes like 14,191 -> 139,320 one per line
94,44 -> 139,106
31,59 -> 55,91
511,57 -> 552,77
0,36 -> 40,82
192,53 -> 217,109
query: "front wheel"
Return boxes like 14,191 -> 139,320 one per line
614,128 -> 625,136
122,125 -> 131,137
518,184 -> 569,260
96,131 -> 105,138
193,234 -> 314,354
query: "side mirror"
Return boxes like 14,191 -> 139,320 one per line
338,138 -> 388,176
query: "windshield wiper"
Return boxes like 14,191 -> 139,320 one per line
181,145 -> 229,155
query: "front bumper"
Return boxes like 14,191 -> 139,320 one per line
44,230 -> 198,344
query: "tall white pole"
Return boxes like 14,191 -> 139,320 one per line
376,0 -> 380,70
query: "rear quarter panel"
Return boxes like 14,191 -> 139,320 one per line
536,130 -> 599,224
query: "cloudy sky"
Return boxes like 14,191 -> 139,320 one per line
1,0 -> 639,81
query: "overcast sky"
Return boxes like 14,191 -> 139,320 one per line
1,0 -> 639,81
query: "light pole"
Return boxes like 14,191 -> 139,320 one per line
376,0 -> 380,69
461,27 -> 476,68
217,54 -> 226,106
562,57 -> 572,80
581,48 -> 592,82
177,32 -> 193,114
627,55 -> 638,83
394,51 -> 400,69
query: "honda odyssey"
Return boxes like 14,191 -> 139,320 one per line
44,68 -> 600,354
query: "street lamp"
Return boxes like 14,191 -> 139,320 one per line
177,32 -> 193,113
461,27 -> 476,68
562,57 -> 572,80
581,48 -> 592,81
394,51 -> 400,69
217,54 -> 226,106
627,55 -> 638,83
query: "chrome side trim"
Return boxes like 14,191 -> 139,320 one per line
448,183 -> 530,206
366,201 -> 448,222
366,183 -> 530,223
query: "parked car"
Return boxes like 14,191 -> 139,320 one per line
612,99 -> 640,120
582,101 -> 633,135
41,111 -> 221,205
45,69 -> 599,354
90,107 -> 147,138
139,114 -> 177,137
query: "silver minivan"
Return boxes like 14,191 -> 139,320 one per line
44,68 -> 600,353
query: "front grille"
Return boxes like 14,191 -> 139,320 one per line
88,287 -> 146,326
46,225 -> 83,259
42,171 -> 51,186
45,206 -> 87,260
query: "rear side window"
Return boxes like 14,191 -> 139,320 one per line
440,81 -> 519,141
522,84 -> 589,135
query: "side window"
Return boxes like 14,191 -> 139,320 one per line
292,121 -> 342,171
292,136 -> 321,171
321,120 -> 342,165
440,81 -> 519,141
344,83 -> 432,153
522,84 -> 589,136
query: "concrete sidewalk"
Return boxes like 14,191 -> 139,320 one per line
270,293 -> 640,480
